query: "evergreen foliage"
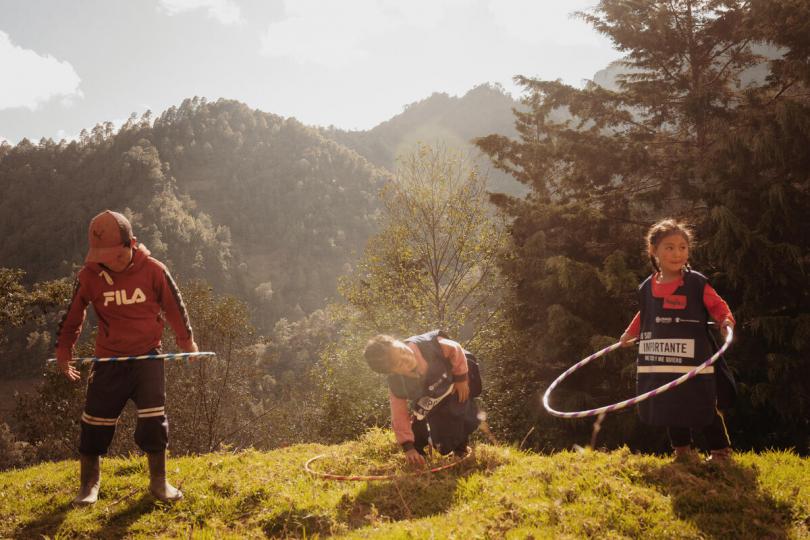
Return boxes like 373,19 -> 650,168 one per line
254,308 -> 342,447
2,1 -> 809,465
0,268 -> 72,377
477,0 -> 810,452
149,98 -> 385,324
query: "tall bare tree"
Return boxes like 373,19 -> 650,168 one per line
341,143 -> 507,340
313,143 -> 509,443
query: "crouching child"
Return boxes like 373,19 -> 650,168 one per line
363,330 -> 481,467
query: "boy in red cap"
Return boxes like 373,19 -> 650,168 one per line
56,210 -> 198,505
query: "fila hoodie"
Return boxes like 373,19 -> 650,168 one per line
56,244 -> 194,358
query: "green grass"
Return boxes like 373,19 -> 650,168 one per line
1,429 -> 807,539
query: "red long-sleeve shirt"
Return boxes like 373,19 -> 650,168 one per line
390,337 -> 468,447
624,272 -> 734,338
55,244 -> 194,357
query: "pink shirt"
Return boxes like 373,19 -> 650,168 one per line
390,337 -> 468,446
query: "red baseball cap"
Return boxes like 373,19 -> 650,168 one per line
85,210 -> 134,264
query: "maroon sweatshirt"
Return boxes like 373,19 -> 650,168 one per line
56,244 -> 194,357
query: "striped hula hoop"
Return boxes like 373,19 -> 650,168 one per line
304,448 -> 472,481
46,352 -> 216,365
543,327 -> 733,419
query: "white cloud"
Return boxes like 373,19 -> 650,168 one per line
260,0 -> 467,67
489,0 -> 606,47
254,0 -> 620,130
158,0 -> 243,25
260,0 -> 613,72
0,31 -> 83,111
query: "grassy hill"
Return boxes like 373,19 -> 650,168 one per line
1,429 -> 807,539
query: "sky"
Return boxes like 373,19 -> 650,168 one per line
0,0 -> 622,144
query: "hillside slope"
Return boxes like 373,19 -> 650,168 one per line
1,430 -> 807,539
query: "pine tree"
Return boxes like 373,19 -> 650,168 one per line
478,0 -> 809,451
697,0 -> 810,449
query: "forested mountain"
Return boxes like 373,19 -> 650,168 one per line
322,83 -> 527,196
0,98 -> 385,328
0,85 -> 528,333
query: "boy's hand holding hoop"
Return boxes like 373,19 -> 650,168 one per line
56,349 -> 81,382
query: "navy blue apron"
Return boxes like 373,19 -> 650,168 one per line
636,270 -> 718,428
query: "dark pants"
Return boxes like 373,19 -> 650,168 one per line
412,395 -> 479,456
667,409 -> 730,451
79,352 -> 168,456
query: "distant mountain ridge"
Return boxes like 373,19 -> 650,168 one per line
322,83 -> 527,196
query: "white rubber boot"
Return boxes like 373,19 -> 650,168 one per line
72,454 -> 101,506
147,451 -> 183,503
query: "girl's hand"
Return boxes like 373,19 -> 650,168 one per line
619,332 -> 636,348
454,380 -> 470,403
720,318 -> 734,339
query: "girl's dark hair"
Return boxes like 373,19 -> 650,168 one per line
646,218 -> 693,272
363,335 -> 397,374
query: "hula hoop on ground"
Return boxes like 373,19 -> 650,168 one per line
543,327 -> 733,419
46,352 -> 216,365
304,448 -> 472,481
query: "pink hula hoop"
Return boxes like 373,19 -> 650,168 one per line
543,328 -> 733,418
304,448 -> 472,481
